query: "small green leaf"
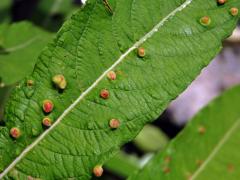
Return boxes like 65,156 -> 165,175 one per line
105,151 -> 140,177
134,124 -> 169,152
128,85 -> 240,180
0,22 -> 53,86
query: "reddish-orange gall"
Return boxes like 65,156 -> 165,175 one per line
162,167 -> 170,174
52,74 -> 67,90
137,47 -> 145,58
100,89 -> 109,99
93,165 -> 103,177
10,127 -> 21,139
230,7 -> 239,16
227,164 -> 235,172
187,174 -> 192,180
107,71 -> 117,80
42,100 -> 54,113
198,125 -> 206,134
109,119 -> 120,129
164,156 -> 171,164
199,16 -> 211,26
42,117 -> 52,127
217,0 -> 226,5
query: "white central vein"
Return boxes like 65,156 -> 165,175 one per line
0,0 -> 192,177
0,37 -> 39,53
191,119 -> 240,180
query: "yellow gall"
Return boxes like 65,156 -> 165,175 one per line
230,7 -> 238,16
27,80 -> 34,87
42,117 -> 52,127
52,74 -> 67,90
199,16 -> 211,26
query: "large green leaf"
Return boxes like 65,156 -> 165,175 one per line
0,22 -> 52,86
0,0 -> 239,179
128,85 -> 240,180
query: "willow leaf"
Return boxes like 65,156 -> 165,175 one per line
0,0 -> 239,179
128,85 -> 240,180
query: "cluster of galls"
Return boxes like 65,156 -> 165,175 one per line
99,47 -> 145,126
94,47 -> 145,176
10,74 -> 66,139
41,75 -> 67,128
199,1 -> 238,27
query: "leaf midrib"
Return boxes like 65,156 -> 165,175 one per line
0,36 -> 40,53
191,119 -> 240,180
0,0 -> 193,177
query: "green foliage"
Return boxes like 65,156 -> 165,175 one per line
105,151 -> 140,177
0,86 -> 13,121
0,22 -> 52,86
0,0 -> 239,179
128,85 -> 240,180
134,124 -> 169,152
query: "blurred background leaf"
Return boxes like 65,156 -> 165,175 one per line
0,0 -> 11,23
0,21 -> 52,86
133,124 -> 169,153
129,85 -> 240,180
